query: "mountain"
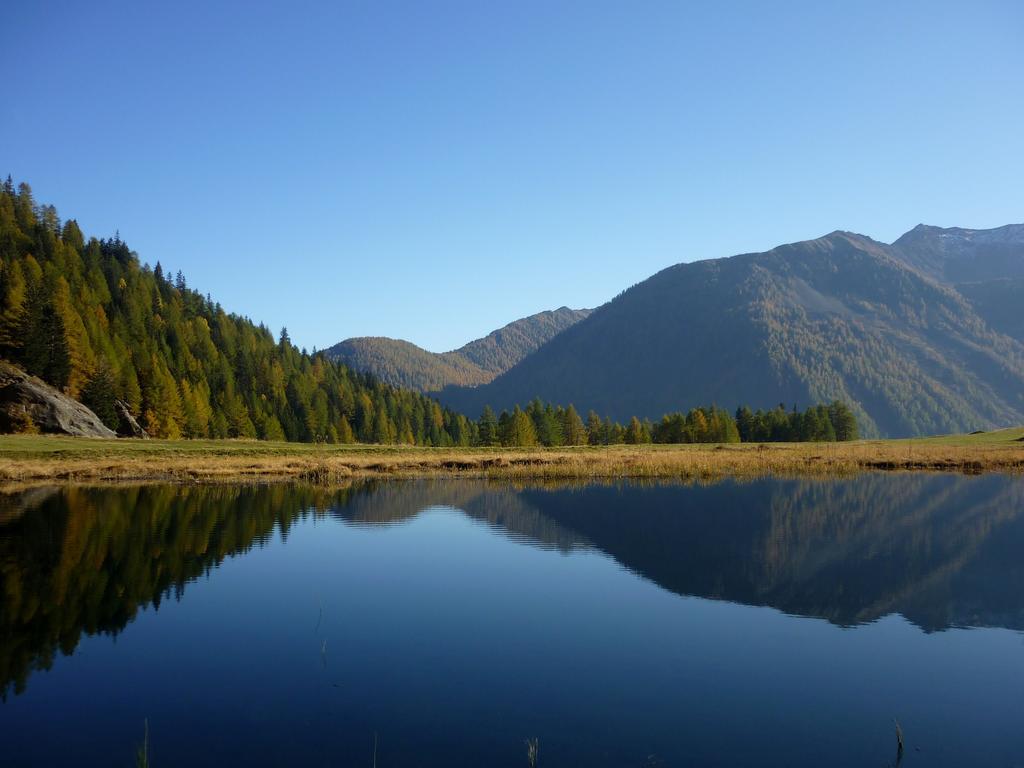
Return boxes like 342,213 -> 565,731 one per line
325,337 -> 494,392
0,179 -> 475,444
891,223 -> 1024,284
892,224 -> 1024,342
325,307 -> 590,392
957,278 -> 1024,341
438,227 -> 1024,437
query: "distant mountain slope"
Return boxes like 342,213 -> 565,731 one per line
892,224 -> 1024,284
326,307 -> 590,392
956,278 -> 1024,341
456,307 -> 593,373
324,337 -> 494,392
438,228 -> 1024,437
892,224 -> 1024,343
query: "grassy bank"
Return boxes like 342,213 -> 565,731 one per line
0,428 -> 1022,484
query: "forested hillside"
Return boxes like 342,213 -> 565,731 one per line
956,278 -> 1024,341
455,307 -> 592,374
0,179 -> 475,444
325,337 -> 494,392
892,224 -> 1024,344
439,229 -> 1024,437
326,307 -> 589,392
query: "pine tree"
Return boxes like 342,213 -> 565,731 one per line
80,364 -> 119,430
372,406 -> 393,444
562,405 -> 587,445
20,291 -> 71,390
259,413 -> 287,441
540,403 -> 563,446
337,416 -> 355,444
735,406 -> 754,442
508,406 -> 538,447
61,219 -> 85,252
0,259 -> 27,356
828,401 -> 859,441
603,416 -> 623,444
586,410 -> 604,445
477,405 -> 499,446
625,416 -> 645,444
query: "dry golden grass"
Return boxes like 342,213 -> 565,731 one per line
0,429 -> 1022,485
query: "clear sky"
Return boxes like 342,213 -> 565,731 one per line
3,1 -> 1022,353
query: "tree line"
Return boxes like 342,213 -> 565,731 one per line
0,178 -> 475,444
472,399 -> 859,447
0,178 -> 860,447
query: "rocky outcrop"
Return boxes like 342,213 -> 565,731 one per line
0,361 -> 116,438
115,399 -> 148,438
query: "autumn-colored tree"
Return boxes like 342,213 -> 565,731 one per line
561,405 -> 587,445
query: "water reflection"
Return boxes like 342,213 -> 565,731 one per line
1,474 -> 1023,700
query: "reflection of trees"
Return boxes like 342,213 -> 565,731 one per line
3,475 -> 1023,699
0,484 -> 358,698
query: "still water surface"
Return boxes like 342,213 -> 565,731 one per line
1,475 -> 1023,766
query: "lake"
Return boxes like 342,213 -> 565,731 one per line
1,475 -> 1023,766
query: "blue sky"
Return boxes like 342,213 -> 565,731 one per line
3,1 -> 1022,352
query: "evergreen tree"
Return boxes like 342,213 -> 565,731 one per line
337,416 -> 355,444
507,406 -> 538,447
497,409 -> 513,446
0,259 -> 27,357
604,416 -> 624,444
828,400 -> 859,441
586,410 -> 604,445
20,291 -> 71,389
625,416 -> 646,444
735,406 -> 754,442
526,398 -> 563,446
477,405 -> 499,446
561,404 -> 587,446
80,364 -> 119,430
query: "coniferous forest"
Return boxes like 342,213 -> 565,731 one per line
0,179 -> 860,446
0,179 -> 476,444
475,399 -> 858,447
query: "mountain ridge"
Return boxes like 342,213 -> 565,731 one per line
325,306 -> 591,392
437,224 -> 1024,437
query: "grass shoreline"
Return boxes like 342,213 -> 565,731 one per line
0,428 -> 1022,485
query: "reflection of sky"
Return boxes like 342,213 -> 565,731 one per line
2,484 -> 1024,766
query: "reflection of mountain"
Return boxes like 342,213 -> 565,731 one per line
2,476 -> 1023,698
514,475 -> 1024,632
329,480 -> 588,551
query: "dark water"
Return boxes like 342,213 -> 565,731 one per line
1,476 -> 1024,767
